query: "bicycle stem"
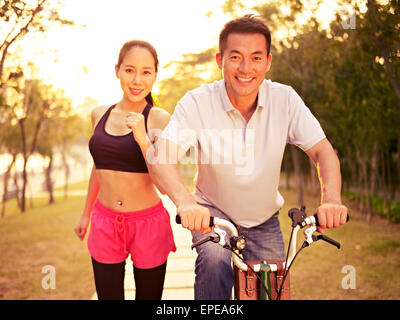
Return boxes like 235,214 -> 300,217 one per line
213,217 -> 302,272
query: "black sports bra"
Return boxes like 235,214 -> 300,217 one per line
88,104 -> 151,173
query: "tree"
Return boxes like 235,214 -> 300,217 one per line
157,48 -> 221,113
366,0 -> 400,100
220,0 -> 400,221
36,92 -> 84,203
0,108 -> 20,217
0,0 -> 75,84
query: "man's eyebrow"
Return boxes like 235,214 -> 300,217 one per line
251,50 -> 265,55
227,49 -> 241,55
227,49 -> 266,55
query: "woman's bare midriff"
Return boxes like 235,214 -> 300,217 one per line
96,169 -> 161,212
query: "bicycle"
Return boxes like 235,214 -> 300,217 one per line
176,205 -> 349,300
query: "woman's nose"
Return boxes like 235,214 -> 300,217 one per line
131,73 -> 141,84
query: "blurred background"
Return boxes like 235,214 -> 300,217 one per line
0,0 -> 399,300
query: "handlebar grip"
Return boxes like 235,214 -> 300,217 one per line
313,234 -> 341,249
175,215 -> 215,227
313,213 -> 350,227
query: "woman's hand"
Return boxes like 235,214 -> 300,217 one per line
74,215 -> 90,241
126,112 -> 147,145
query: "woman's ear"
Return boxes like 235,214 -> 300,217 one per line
115,65 -> 120,78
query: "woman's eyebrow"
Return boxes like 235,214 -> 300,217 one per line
123,64 -> 154,69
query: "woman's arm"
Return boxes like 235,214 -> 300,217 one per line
74,107 -> 104,240
74,165 -> 100,240
126,107 -> 171,194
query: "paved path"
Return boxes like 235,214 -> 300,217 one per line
91,195 -> 197,300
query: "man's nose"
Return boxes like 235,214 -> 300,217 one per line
238,58 -> 251,73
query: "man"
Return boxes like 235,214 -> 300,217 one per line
146,15 -> 348,300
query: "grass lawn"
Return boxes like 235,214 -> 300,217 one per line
1,177 -> 400,300
279,188 -> 400,300
0,181 -> 94,300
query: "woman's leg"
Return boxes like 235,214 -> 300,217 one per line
91,257 -> 126,300
133,261 -> 167,300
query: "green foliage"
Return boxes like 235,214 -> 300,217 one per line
0,0 -> 77,84
161,0 -> 400,223
343,192 -> 400,223
157,47 -> 221,114
261,0 -> 400,221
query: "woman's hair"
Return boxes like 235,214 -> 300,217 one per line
117,40 -> 159,105
219,14 -> 271,56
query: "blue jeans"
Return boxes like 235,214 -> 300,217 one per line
191,205 -> 286,300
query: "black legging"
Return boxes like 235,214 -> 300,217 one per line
91,257 -> 167,300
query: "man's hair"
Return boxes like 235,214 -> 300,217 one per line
219,14 -> 271,56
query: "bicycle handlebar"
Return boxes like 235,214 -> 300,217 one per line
175,212 -> 349,228
175,215 -> 215,227
175,210 -> 349,272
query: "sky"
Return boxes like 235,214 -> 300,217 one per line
3,0 -> 262,174
1,0 -> 369,174
18,0 -> 237,108
13,0 -> 367,110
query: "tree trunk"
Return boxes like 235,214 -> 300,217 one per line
45,155 -> 54,204
13,171 -> 21,210
21,157 -> 28,212
1,153 -> 17,218
61,149 -> 70,199
383,147 -> 392,222
367,141 -> 379,222
17,83 -> 47,212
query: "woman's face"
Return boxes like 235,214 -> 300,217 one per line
115,46 -> 157,105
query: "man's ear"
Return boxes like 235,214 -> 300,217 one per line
266,53 -> 272,72
216,52 -> 223,70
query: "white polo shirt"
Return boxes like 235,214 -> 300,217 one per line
161,79 -> 325,227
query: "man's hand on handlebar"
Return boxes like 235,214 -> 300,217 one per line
315,203 -> 348,233
177,202 -> 212,235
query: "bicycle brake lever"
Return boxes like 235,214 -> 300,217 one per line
312,234 -> 341,249
191,234 -> 220,250
288,206 -> 307,228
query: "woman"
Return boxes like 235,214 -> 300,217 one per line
74,40 -> 176,300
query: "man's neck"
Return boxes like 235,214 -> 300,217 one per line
229,94 -> 258,122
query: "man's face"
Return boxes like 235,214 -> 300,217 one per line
216,33 -> 271,106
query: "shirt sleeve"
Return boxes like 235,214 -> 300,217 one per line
161,93 -> 198,152
287,87 -> 326,151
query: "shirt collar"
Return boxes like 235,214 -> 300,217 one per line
220,79 -> 270,113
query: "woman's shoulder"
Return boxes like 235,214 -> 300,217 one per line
148,106 -> 171,130
91,105 -> 110,129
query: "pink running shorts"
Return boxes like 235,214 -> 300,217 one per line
88,199 -> 176,268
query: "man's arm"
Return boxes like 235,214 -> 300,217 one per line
146,137 -> 212,234
305,138 -> 348,233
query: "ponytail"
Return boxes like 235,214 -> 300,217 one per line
145,92 -> 154,105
